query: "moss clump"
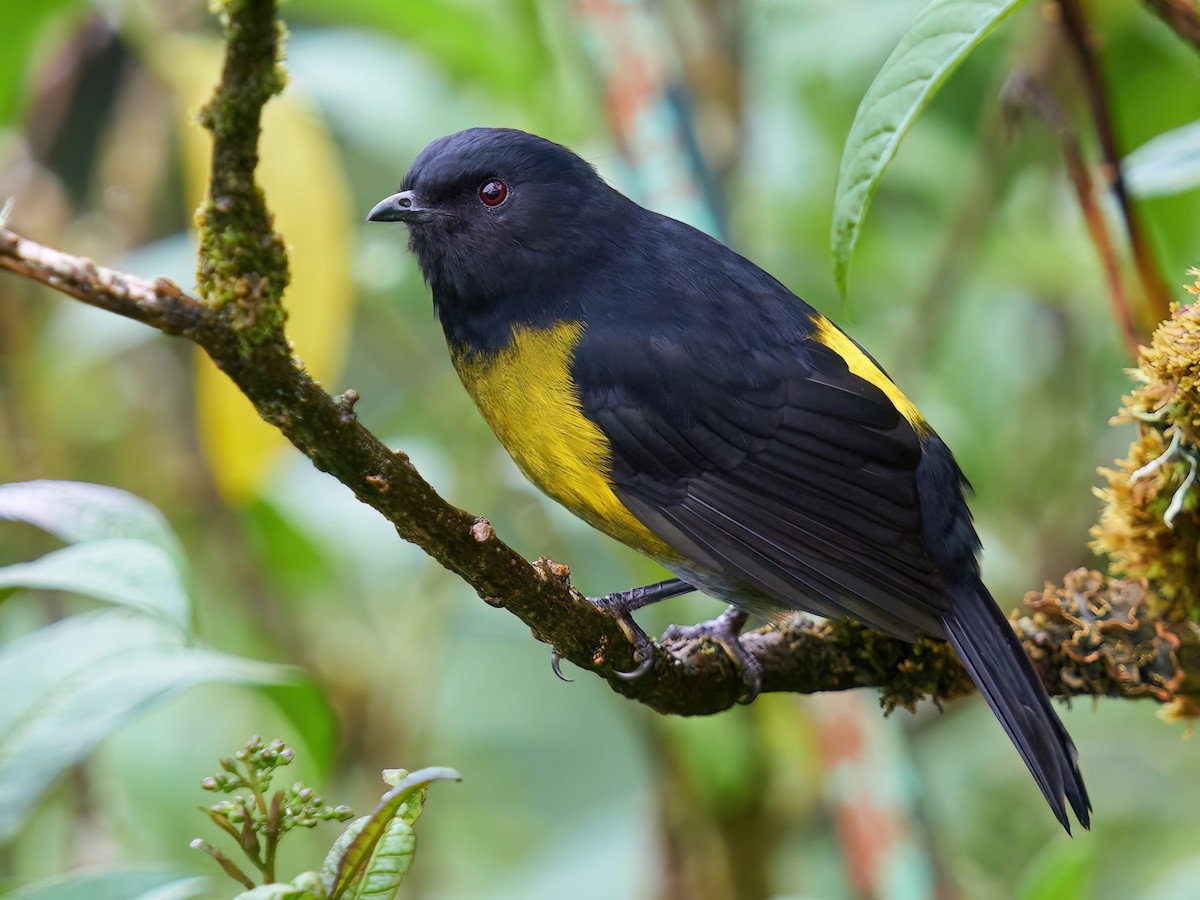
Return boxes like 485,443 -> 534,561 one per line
196,198 -> 289,346
1093,270 -> 1200,619
821,619 -> 974,714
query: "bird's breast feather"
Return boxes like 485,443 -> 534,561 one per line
450,320 -> 679,560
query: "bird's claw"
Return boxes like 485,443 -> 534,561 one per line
664,605 -> 761,703
549,648 -> 573,683
594,590 -> 658,679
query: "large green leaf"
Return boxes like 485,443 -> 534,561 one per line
9,869 -> 207,900
1124,119 -> 1200,199
831,0 -> 1031,299
0,538 -> 189,627
0,610 -> 168,742
0,611 -> 293,841
0,480 -> 184,563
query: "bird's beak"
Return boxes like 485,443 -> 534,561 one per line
365,190 -> 432,223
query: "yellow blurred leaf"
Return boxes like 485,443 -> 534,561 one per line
152,36 -> 354,500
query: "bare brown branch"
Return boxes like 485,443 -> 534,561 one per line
1058,0 -> 1173,327
1142,0 -> 1200,52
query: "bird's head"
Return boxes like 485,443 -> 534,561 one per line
367,128 -> 626,308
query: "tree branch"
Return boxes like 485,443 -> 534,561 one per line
0,0 -> 1194,719
0,222 -> 1187,714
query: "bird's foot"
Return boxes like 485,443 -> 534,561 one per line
663,605 -> 761,703
591,589 -> 659,679
548,579 -> 695,681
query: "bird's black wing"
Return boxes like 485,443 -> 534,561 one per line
575,317 -> 952,639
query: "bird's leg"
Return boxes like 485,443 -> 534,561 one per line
551,578 -> 695,681
663,605 -> 762,703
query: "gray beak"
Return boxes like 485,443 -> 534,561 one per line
365,189 -> 430,223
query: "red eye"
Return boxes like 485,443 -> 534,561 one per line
479,179 -> 507,207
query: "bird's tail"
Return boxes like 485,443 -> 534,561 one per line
941,578 -> 1091,833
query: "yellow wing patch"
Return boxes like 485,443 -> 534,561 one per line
811,315 -> 931,434
451,322 -> 678,560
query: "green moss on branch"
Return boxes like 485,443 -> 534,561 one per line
195,0 -> 290,350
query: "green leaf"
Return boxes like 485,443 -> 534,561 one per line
0,538 -> 189,627
323,816 -> 370,896
323,768 -> 461,900
232,872 -> 324,900
0,610 -> 171,742
0,480 -> 184,563
1016,837 -> 1094,900
346,769 -> 427,900
0,612 -> 294,841
350,816 -> 415,900
284,0 -> 549,97
0,0 -> 78,128
1124,119 -> 1200,199
831,0 -> 1031,299
8,868 -> 206,900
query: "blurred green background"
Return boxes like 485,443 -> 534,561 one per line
1,0 -> 1198,897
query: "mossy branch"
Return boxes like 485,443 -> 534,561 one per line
196,0 -> 290,347
1,0 -> 1198,719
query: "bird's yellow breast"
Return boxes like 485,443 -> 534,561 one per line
451,321 -> 677,560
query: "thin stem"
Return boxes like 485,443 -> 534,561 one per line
265,790 -> 283,883
1058,0 -> 1172,326
191,839 -> 257,890
1003,73 -> 1142,356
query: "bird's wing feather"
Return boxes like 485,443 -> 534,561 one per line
576,320 -> 952,637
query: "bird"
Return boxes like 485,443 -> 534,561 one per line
366,127 -> 1090,833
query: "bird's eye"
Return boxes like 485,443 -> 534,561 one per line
478,179 -> 508,207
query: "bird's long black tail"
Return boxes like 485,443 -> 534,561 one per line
941,578 -> 1091,833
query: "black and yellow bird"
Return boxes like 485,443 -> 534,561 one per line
367,127 -> 1090,832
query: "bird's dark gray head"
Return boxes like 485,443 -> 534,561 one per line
367,128 -> 628,312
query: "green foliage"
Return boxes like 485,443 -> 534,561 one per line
831,0 -> 1032,299
8,868 -> 208,900
192,737 -> 459,900
285,0 -> 552,100
1016,838 -> 1095,900
0,483 -> 295,844
0,0 -> 78,128
0,479 -> 184,560
319,766 -> 460,900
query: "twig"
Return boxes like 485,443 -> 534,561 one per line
190,839 -> 257,890
1003,73 -> 1142,357
0,228 -> 202,331
1058,0 -> 1172,327
1141,0 -> 1200,52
